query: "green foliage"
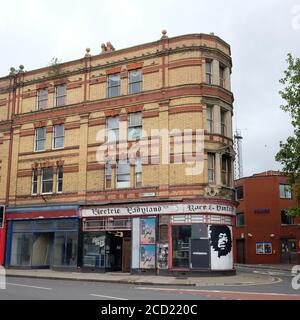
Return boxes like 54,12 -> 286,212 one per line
276,54 -> 300,217
48,57 -> 62,76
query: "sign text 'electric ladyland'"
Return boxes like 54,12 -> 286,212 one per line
81,203 -> 236,217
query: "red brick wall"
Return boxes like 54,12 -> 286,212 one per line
234,174 -> 300,264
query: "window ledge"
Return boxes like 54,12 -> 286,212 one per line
52,147 -> 65,150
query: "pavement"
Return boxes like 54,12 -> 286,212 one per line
4,264 -> 291,287
234,263 -> 296,272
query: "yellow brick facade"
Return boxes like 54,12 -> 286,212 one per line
0,32 -> 235,207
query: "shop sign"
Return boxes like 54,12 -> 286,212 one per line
81,202 -> 235,217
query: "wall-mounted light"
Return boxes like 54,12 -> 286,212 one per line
247,233 -> 253,238
270,234 -> 275,238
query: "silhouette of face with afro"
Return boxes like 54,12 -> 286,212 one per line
209,225 -> 232,258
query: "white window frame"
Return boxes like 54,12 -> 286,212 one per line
57,166 -> 63,193
221,155 -> 232,186
128,69 -> 142,94
206,105 -> 214,133
105,160 -> 112,189
208,153 -> 215,183
107,73 -> 120,98
219,64 -> 225,88
256,242 -> 272,255
34,127 -> 46,152
31,169 -> 38,195
128,112 -> 142,140
54,84 -> 67,107
52,124 -> 65,149
36,88 -> 48,110
106,116 -> 119,142
135,158 -> 142,187
116,160 -> 130,189
279,184 -> 292,199
41,167 -> 53,195
220,109 -> 227,136
205,61 -> 212,84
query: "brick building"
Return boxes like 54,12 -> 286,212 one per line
234,171 -> 300,265
0,31 -> 236,274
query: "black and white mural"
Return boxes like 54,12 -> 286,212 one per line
209,225 -> 233,270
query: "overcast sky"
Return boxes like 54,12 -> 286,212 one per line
1,0 -> 299,177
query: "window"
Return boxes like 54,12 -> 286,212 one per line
83,232 -> 105,268
206,105 -> 214,133
53,124 -> 64,149
32,169 -> 38,195
11,233 -> 33,266
236,186 -> 244,200
220,109 -> 226,136
129,69 -> 142,94
54,84 -> 67,107
57,166 -> 63,193
107,73 -> 120,98
53,232 -> 78,267
205,61 -> 212,84
41,167 -> 53,194
106,116 -> 119,142
281,210 -> 293,225
135,158 -> 142,187
219,65 -> 225,87
34,127 -> 46,151
256,242 -> 272,255
116,160 -> 130,188
37,88 -> 48,110
172,225 -> 191,268
236,213 -> 245,227
208,153 -> 215,183
128,112 -> 142,140
279,184 -> 292,199
105,160 -> 112,189
221,155 -> 232,186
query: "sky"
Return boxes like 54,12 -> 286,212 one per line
0,0 -> 299,177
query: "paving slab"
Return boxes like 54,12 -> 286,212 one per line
235,263 -> 296,272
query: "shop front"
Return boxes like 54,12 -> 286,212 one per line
5,205 -> 80,269
81,216 -> 131,272
81,200 -> 236,275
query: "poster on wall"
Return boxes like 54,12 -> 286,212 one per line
157,243 -> 168,269
140,245 -> 156,269
140,218 -> 156,244
209,225 -> 233,270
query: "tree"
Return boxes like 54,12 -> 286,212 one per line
275,53 -> 300,217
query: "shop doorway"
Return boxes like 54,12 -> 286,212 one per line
236,239 -> 245,264
106,231 -> 131,272
83,230 -> 131,272
281,238 -> 297,264
122,236 -> 131,272
32,233 -> 54,268
106,232 -> 122,271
